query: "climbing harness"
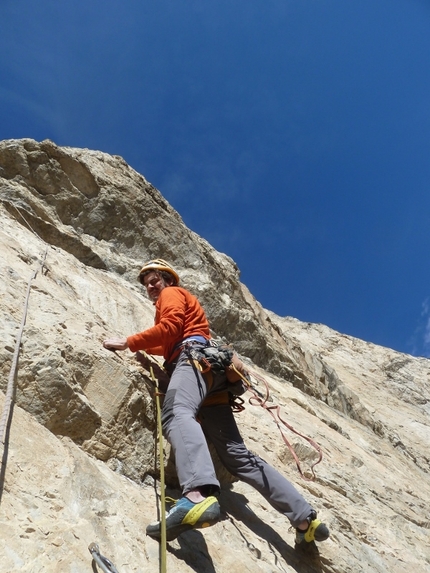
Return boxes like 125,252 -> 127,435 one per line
185,341 -> 251,397
88,543 -> 119,573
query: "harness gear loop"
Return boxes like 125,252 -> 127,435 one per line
228,363 -> 252,389
230,395 -> 246,413
199,357 -> 212,374
88,543 -> 119,573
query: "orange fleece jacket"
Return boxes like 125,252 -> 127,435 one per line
127,286 -> 210,361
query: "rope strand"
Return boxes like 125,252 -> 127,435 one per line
246,367 -> 323,480
0,246 -> 48,447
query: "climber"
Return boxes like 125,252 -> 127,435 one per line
103,259 -> 330,545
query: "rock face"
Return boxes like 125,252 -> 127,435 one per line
0,138 -> 429,573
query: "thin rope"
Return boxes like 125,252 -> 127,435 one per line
0,203 -> 48,448
2,200 -> 45,244
0,246 -> 48,448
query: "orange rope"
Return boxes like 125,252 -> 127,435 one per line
246,368 -> 323,481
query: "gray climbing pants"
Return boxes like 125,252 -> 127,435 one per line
161,348 -> 313,528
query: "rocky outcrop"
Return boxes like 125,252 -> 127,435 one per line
0,138 -> 300,381
0,139 -> 429,572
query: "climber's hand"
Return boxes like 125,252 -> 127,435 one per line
103,337 -> 129,351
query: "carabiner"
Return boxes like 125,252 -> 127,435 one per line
88,542 -> 120,573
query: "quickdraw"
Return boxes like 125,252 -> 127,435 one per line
88,543 -> 120,573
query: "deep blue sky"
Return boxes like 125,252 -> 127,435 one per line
1,1 -> 430,356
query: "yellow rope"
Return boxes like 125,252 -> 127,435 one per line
150,366 -> 167,573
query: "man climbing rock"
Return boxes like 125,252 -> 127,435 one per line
103,259 -> 330,545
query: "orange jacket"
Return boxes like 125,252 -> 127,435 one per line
127,286 -> 210,361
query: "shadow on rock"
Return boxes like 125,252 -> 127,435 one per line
167,530 -> 216,573
220,489 -> 324,573
152,487 -> 216,573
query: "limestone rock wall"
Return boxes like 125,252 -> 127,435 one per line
0,139 -> 429,573
0,138 -> 303,382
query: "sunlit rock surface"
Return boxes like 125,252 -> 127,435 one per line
0,139 -> 429,572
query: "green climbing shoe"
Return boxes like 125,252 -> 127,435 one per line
146,495 -> 220,541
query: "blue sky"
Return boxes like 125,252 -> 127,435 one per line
1,0 -> 430,356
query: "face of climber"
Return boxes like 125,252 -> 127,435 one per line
143,271 -> 168,302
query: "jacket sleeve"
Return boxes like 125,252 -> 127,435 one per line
140,345 -> 164,356
127,288 -> 185,353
